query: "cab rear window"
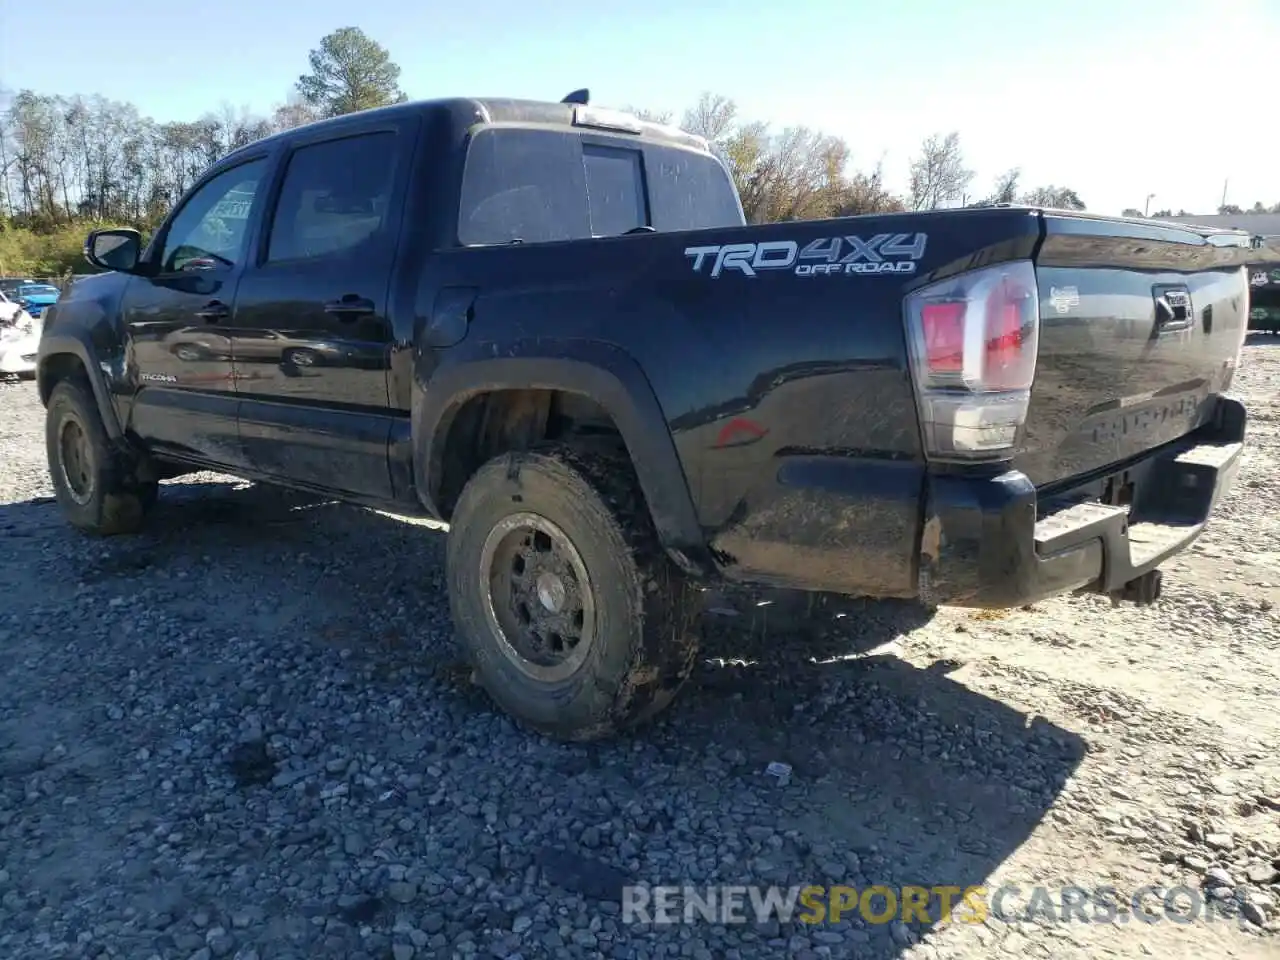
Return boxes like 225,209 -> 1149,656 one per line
457,126 -> 742,246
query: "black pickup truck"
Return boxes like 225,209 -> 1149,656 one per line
37,91 -> 1251,740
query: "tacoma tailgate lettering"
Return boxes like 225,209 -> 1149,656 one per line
1086,390 -> 1208,445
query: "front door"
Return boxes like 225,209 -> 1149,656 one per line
123,156 -> 270,467
231,120 -> 417,500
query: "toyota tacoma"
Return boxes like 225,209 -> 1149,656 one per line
36,91 -> 1251,740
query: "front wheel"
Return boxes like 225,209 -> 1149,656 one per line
446,442 -> 701,741
173,344 -> 204,361
45,379 -> 157,535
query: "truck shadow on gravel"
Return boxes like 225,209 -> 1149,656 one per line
1,480 -> 1088,957
676,609 -> 1088,942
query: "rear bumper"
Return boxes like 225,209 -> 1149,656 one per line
919,396 -> 1246,608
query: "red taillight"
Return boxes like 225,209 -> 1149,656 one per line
921,302 -> 966,373
983,279 -> 1031,391
904,259 -> 1041,460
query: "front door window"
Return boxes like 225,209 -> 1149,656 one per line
159,159 -> 268,273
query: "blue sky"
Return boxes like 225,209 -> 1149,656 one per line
3,0 -> 1277,216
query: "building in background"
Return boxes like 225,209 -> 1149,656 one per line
1155,212 -> 1280,237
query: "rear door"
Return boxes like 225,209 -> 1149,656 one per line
122,156 -> 270,466
230,116 -> 419,500
1020,215 -> 1249,487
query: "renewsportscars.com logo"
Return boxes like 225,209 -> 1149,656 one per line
685,233 -> 928,279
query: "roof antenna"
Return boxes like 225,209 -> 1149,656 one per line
561,88 -> 589,105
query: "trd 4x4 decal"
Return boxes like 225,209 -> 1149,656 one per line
684,233 -> 928,278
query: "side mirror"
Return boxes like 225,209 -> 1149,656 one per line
84,228 -> 144,274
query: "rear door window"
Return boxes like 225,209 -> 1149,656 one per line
266,132 -> 399,263
457,128 -> 589,245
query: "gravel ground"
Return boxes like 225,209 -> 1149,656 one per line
1,340 -> 1278,960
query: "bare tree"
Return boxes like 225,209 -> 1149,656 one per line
270,93 -> 322,133
622,106 -> 674,125
989,167 -> 1021,205
0,88 -> 13,215
13,70 -> 1122,274
3,81 -> 916,233
680,92 -> 739,145
832,158 -> 906,216
908,131 -> 974,211
1022,185 -> 1085,210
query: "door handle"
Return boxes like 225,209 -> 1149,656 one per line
324,295 -> 376,320
196,300 -> 230,322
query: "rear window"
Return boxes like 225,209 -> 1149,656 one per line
457,126 -> 742,246
583,144 -> 647,237
643,146 -> 743,232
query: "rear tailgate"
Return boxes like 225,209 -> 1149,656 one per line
1018,214 -> 1251,488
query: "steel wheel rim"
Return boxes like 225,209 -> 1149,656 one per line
58,417 -> 95,506
479,511 -> 596,683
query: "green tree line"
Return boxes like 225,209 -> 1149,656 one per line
1123,203 -> 1280,219
0,25 -> 1132,277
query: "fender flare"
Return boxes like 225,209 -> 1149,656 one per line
36,333 -> 124,440
413,338 -> 712,576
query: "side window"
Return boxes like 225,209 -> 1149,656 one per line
583,144 -> 647,237
267,132 -> 398,263
458,128 -> 589,245
161,159 -> 267,272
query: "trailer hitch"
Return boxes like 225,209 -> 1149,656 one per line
1110,569 -> 1163,607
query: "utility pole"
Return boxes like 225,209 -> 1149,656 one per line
1221,179 -> 1229,210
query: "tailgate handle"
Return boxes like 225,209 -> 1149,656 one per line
1152,285 -> 1193,334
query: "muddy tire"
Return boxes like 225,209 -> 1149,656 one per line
45,378 -> 156,536
446,441 -> 701,741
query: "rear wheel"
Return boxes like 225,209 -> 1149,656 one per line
284,348 -> 321,368
45,379 -> 157,535
446,442 -> 700,741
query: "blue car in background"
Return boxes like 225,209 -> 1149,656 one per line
13,282 -> 60,319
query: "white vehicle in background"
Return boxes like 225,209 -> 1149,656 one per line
0,290 -> 40,378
